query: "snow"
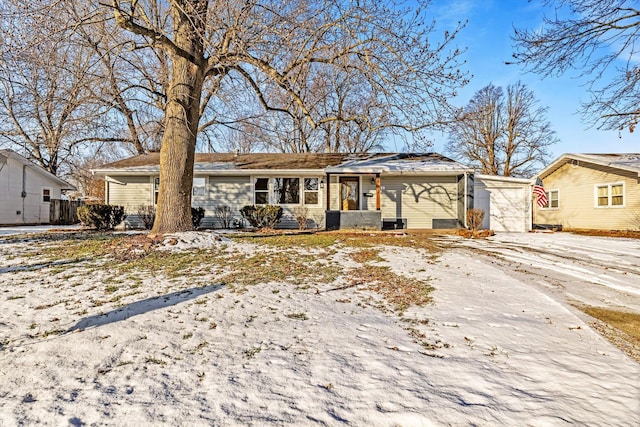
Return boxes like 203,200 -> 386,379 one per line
0,231 -> 638,425
158,230 -> 231,251
0,224 -> 82,236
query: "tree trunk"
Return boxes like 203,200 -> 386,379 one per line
151,2 -> 206,235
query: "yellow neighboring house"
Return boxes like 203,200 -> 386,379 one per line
534,153 -> 640,230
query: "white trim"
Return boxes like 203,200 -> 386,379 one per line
252,176 -> 270,205
272,177 -> 302,206
302,177 -> 321,206
192,177 -> 206,198
541,189 -> 560,210
153,176 -> 160,205
539,153 -> 640,180
41,187 -> 52,203
594,181 -> 626,208
94,168 -> 327,176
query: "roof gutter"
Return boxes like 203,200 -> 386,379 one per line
92,168 -> 330,176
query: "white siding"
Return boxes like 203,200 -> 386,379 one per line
474,176 -> 532,233
0,155 -> 65,225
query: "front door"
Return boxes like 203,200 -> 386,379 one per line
340,177 -> 359,210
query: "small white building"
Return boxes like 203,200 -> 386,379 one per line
474,174 -> 533,233
0,149 -> 76,225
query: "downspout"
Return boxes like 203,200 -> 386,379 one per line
21,165 -> 27,224
463,172 -> 468,228
530,181 -> 534,232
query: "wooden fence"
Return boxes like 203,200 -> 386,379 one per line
50,200 -> 84,225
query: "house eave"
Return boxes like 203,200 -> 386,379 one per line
538,153 -> 640,179
93,168 -> 327,176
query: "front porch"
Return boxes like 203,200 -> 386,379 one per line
325,210 -> 383,231
321,153 -> 473,231
324,171 -> 384,230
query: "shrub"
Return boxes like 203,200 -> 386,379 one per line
466,208 -> 485,232
191,207 -> 205,228
77,204 -> 126,231
240,205 -> 283,229
137,205 -> 156,229
214,205 -> 233,229
293,206 -> 309,230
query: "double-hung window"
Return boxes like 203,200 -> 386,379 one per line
192,177 -> 206,197
543,190 -> 559,209
274,177 -> 300,204
596,183 -> 624,207
303,178 -> 319,205
254,178 -> 269,204
154,177 -> 160,204
42,188 -> 51,203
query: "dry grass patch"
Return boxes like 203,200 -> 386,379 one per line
350,249 -> 384,264
233,231 -> 442,252
352,265 -> 433,312
578,305 -> 640,362
580,306 -> 640,345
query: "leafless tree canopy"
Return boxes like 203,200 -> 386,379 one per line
0,1 -> 167,176
512,0 -> 640,132
0,0 -> 469,233
97,0 -> 469,233
446,82 -> 557,177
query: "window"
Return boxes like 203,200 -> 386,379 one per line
193,177 -> 206,197
543,190 -> 559,209
303,178 -> 319,205
596,183 -> 624,207
611,184 -> 624,206
154,177 -> 160,204
254,178 -> 269,204
274,177 -> 300,204
42,188 -> 51,203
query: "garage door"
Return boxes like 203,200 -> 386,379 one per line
489,187 -> 528,232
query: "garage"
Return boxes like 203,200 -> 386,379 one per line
474,174 -> 532,232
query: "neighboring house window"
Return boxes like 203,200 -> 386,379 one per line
303,178 -> 319,205
274,177 -> 300,204
254,178 -> 269,204
596,183 -> 625,207
193,177 -> 206,197
542,190 -> 559,209
42,188 -> 51,203
154,177 -> 160,204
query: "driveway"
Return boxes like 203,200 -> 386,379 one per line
439,232 -> 640,313
0,225 -> 82,236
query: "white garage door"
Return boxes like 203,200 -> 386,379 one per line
489,187 -> 528,232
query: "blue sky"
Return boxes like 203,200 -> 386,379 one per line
412,0 -> 640,158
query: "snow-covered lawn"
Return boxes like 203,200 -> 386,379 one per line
0,225 -> 82,236
0,230 -> 638,425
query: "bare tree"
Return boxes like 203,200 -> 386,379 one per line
0,1 -> 167,175
0,3 -> 108,175
102,0 -> 468,234
446,82 -> 557,177
512,0 -> 640,132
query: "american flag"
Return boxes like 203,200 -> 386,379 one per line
533,177 -> 548,207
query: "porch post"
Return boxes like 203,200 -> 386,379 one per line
325,173 -> 331,210
375,174 -> 381,210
